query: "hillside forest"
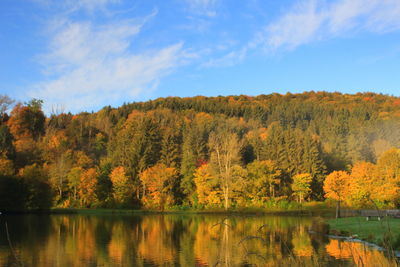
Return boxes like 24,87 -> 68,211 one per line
1,91 -> 400,211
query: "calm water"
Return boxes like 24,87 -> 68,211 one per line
0,214 -> 396,267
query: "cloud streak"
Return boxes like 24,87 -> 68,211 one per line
252,0 -> 400,51
64,0 -> 121,13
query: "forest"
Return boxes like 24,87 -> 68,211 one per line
1,91 -> 400,211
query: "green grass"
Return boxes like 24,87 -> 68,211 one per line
327,216 -> 400,249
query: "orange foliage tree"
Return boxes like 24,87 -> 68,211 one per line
323,171 -> 351,218
139,163 -> 177,210
78,168 -> 98,207
349,162 -> 377,207
7,101 -> 45,167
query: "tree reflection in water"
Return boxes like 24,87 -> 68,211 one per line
0,214 -> 397,266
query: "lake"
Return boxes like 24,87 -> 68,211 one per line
0,214 -> 396,266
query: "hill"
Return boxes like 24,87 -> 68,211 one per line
1,91 -> 400,210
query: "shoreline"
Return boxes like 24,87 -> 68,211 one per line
0,207 -> 335,216
326,216 -> 400,254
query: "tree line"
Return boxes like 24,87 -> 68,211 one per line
1,91 -> 400,211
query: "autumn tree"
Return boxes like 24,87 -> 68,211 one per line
245,128 -> 268,161
78,168 -> 98,207
291,173 -> 312,203
139,163 -> 177,210
7,100 -> 45,167
48,150 -> 72,203
110,166 -> 131,206
180,112 -> 213,201
229,165 -> 248,206
323,171 -> 351,218
108,111 -> 161,200
8,99 -> 45,141
0,95 -> 14,118
377,148 -> 400,180
208,128 -> 242,210
375,149 -> 400,206
246,160 -> 282,203
349,162 -> 377,207
67,167 -> 82,203
193,163 -> 221,207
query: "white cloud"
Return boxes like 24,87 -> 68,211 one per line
201,48 -> 248,68
30,17 -> 184,113
65,0 -> 120,13
184,0 -> 219,17
31,0 -> 120,13
253,0 -> 400,51
202,0 -> 400,69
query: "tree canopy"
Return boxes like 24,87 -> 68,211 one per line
2,91 -> 400,210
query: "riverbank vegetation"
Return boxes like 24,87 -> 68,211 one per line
327,217 -> 400,250
2,92 -> 400,211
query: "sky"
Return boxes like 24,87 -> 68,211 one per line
1,0 -> 400,113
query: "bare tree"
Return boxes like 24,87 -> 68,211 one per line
209,130 -> 242,210
0,95 -> 14,117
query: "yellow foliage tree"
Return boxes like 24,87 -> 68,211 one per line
246,160 -> 282,203
323,171 -> 351,218
193,164 -> 221,207
110,166 -> 131,206
375,148 -> 400,206
139,163 -> 177,210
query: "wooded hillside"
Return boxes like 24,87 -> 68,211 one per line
1,91 -> 400,210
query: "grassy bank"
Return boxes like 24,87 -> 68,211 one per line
47,202 -> 334,216
327,216 -> 400,250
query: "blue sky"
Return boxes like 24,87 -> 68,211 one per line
1,0 -> 400,113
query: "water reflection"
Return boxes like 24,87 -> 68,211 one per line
325,239 -> 395,267
0,214 -> 397,266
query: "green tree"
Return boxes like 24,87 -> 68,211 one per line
67,167 -> 82,203
291,173 -> 312,203
246,160 -> 282,203
180,113 -> 213,200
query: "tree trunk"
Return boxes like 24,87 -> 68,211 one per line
224,186 -> 229,211
336,200 -> 341,219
